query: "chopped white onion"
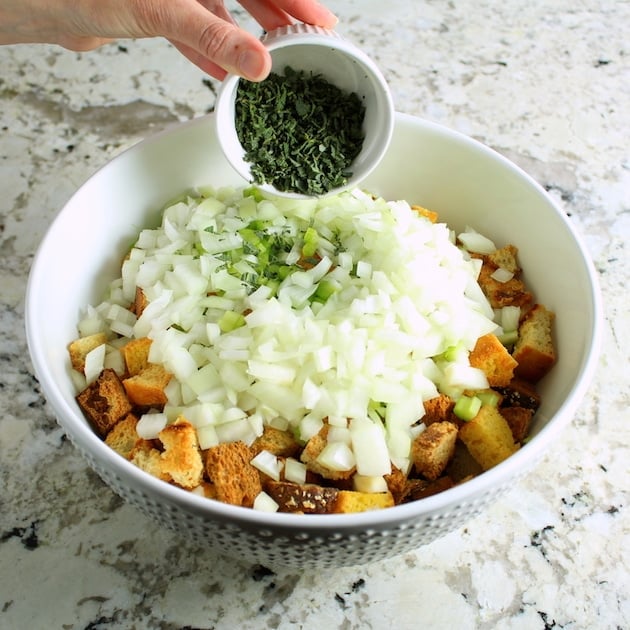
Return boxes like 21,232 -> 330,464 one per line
83,343 -> 107,384
284,458 -> 307,485
137,413 -> 168,440
353,474 -> 389,493
81,187 -> 502,480
251,450 -> 282,480
491,267 -> 515,283
501,305 -> 521,332
253,491 -> 280,512
458,228 -> 497,254
316,441 -> 356,472
350,418 -> 391,477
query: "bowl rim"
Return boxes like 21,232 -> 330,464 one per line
25,111 -> 604,531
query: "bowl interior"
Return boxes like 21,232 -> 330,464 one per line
26,112 -> 602,532
214,28 -> 394,199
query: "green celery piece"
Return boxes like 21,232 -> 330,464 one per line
453,395 -> 482,422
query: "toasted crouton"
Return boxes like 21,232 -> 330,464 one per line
486,244 -> 522,275
330,490 -> 395,513
122,363 -> 171,407
104,413 -> 140,458
205,441 -> 262,507
384,466 -> 409,504
402,476 -> 455,502
76,368 -> 133,438
411,421 -> 458,480
130,286 -> 148,317
265,480 -> 339,514
158,418 -> 204,489
496,377 -> 541,411
68,332 -> 108,373
476,250 -> 532,308
512,304 -> 556,383
469,333 -> 518,387
300,426 -> 355,481
192,481 -> 218,500
250,425 -> 301,458
121,337 -> 152,377
129,439 -> 170,481
422,394 -> 456,426
458,405 -> 519,470
500,406 -> 534,443
445,442 -> 483,482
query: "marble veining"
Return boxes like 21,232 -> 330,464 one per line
1,1 -> 628,628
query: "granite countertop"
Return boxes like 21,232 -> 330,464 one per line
1,1 -> 628,628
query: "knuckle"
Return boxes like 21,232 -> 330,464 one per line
197,20 -> 237,60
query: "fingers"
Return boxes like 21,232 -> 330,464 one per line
237,0 -> 338,32
169,40 -> 231,80
149,1 -> 272,80
195,19 -> 272,80
164,0 -> 337,80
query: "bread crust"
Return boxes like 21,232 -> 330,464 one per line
76,368 -> 132,438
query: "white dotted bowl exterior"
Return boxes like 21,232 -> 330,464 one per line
25,113 -> 603,569
214,24 -> 395,199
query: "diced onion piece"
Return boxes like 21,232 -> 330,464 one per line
137,413 -> 168,439
104,347 -> 125,375
251,450 -> 282,481
458,229 -> 497,254
327,426 -> 352,444
84,343 -> 107,384
196,424 -> 219,450
215,418 -> 257,444
353,474 -> 389,493
442,363 -> 489,391
316,442 -> 355,472
490,267 -> 514,283
298,415 -> 325,442
501,305 -> 521,333
284,458 -> 307,485
356,260 -> 372,278
351,419 -> 391,476
253,491 -> 279,512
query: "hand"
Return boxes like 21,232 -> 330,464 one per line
0,0 -> 338,80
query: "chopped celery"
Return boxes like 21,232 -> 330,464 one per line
243,186 -> 265,202
218,310 -> 246,332
498,330 -> 518,346
302,226 -> 319,257
476,390 -> 501,407
313,279 -> 337,303
453,394 -> 482,421
439,343 -> 466,363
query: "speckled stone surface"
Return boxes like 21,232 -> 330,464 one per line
1,1 -> 628,628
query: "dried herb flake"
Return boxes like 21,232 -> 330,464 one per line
235,66 -> 365,196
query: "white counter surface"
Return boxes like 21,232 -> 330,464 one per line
1,1 -> 628,628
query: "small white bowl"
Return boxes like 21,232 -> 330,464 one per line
214,24 -> 395,198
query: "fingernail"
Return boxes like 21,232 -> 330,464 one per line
238,50 -> 267,81
317,3 -> 338,28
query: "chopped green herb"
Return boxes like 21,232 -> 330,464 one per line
235,66 -> 366,196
